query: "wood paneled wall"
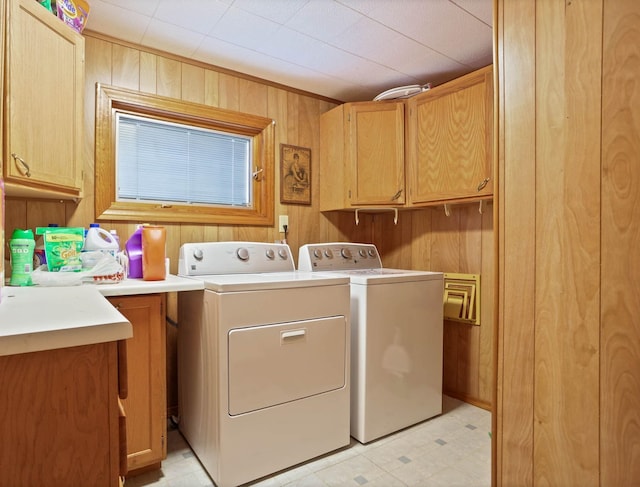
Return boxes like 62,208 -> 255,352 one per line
496,0 -> 640,485
4,33 -> 494,413
4,33 -> 357,266
373,204 -> 494,409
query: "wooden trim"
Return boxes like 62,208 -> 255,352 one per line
94,83 -> 275,225
444,390 -> 492,412
118,339 -> 128,399
492,0 -> 501,486
118,398 -> 128,477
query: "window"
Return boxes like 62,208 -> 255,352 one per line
95,84 -> 275,225
116,114 -> 253,207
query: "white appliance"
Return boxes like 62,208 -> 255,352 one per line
177,242 -> 351,487
298,242 -> 443,444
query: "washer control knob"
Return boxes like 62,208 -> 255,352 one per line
278,248 -> 289,260
236,247 -> 250,261
313,249 -> 323,260
324,249 -> 334,259
341,248 -> 352,259
265,249 -> 275,260
368,249 -> 377,258
193,248 -> 204,261
358,248 -> 367,258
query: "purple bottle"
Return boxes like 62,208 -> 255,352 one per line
125,226 -> 143,278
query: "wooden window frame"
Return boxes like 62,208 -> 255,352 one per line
95,83 -> 275,226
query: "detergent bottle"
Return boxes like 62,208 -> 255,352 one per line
9,229 -> 36,286
82,223 -> 119,270
142,225 -> 166,281
125,226 -> 144,278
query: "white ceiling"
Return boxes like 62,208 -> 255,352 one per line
84,0 -> 493,102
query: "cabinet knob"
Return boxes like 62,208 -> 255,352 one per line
477,177 -> 490,191
391,189 -> 403,201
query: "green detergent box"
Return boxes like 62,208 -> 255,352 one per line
35,227 -> 84,272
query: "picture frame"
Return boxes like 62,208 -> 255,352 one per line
280,144 -> 311,205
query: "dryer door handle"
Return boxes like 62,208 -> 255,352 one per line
281,329 -> 306,342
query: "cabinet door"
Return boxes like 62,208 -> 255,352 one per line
407,66 -> 493,205
348,102 -> 405,206
0,342 -> 121,487
108,294 -> 166,473
4,0 -> 84,198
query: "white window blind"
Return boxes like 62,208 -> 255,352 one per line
116,114 -> 252,207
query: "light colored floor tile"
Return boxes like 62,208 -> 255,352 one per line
381,461 -> 431,486
313,454 -> 387,486
131,395 -> 491,487
426,464 -> 489,487
280,472 -> 329,487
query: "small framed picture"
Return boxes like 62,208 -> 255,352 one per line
280,144 -> 311,205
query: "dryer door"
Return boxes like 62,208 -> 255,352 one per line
228,316 -> 347,415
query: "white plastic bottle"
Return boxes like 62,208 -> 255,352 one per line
109,229 -> 120,251
82,223 -> 119,269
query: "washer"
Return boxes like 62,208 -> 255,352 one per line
298,242 -> 443,444
177,242 -> 351,487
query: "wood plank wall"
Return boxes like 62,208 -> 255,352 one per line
374,205 -> 494,409
3,33 -> 494,413
601,2 -> 640,484
496,0 -> 640,485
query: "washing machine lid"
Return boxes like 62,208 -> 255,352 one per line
195,271 -> 349,292
332,268 -> 443,286
343,268 -> 443,285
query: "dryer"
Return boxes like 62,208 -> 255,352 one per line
299,242 -> 443,444
178,242 -> 350,487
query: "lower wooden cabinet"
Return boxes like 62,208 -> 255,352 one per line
108,294 -> 166,474
0,342 -> 124,487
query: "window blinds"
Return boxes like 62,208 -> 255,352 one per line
116,114 -> 252,207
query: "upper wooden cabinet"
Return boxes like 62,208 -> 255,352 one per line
320,101 -> 405,211
406,66 -> 493,205
3,0 -> 84,199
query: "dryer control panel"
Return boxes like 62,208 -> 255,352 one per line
298,243 -> 382,272
179,241 -> 294,276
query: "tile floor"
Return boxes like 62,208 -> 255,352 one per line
124,396 -> 491,487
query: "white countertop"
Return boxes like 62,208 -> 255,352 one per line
0,286 -> 131,357
93,274 -> 204,296
0,275 -> 204,357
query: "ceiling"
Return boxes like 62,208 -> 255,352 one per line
84,0 -> 493,102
